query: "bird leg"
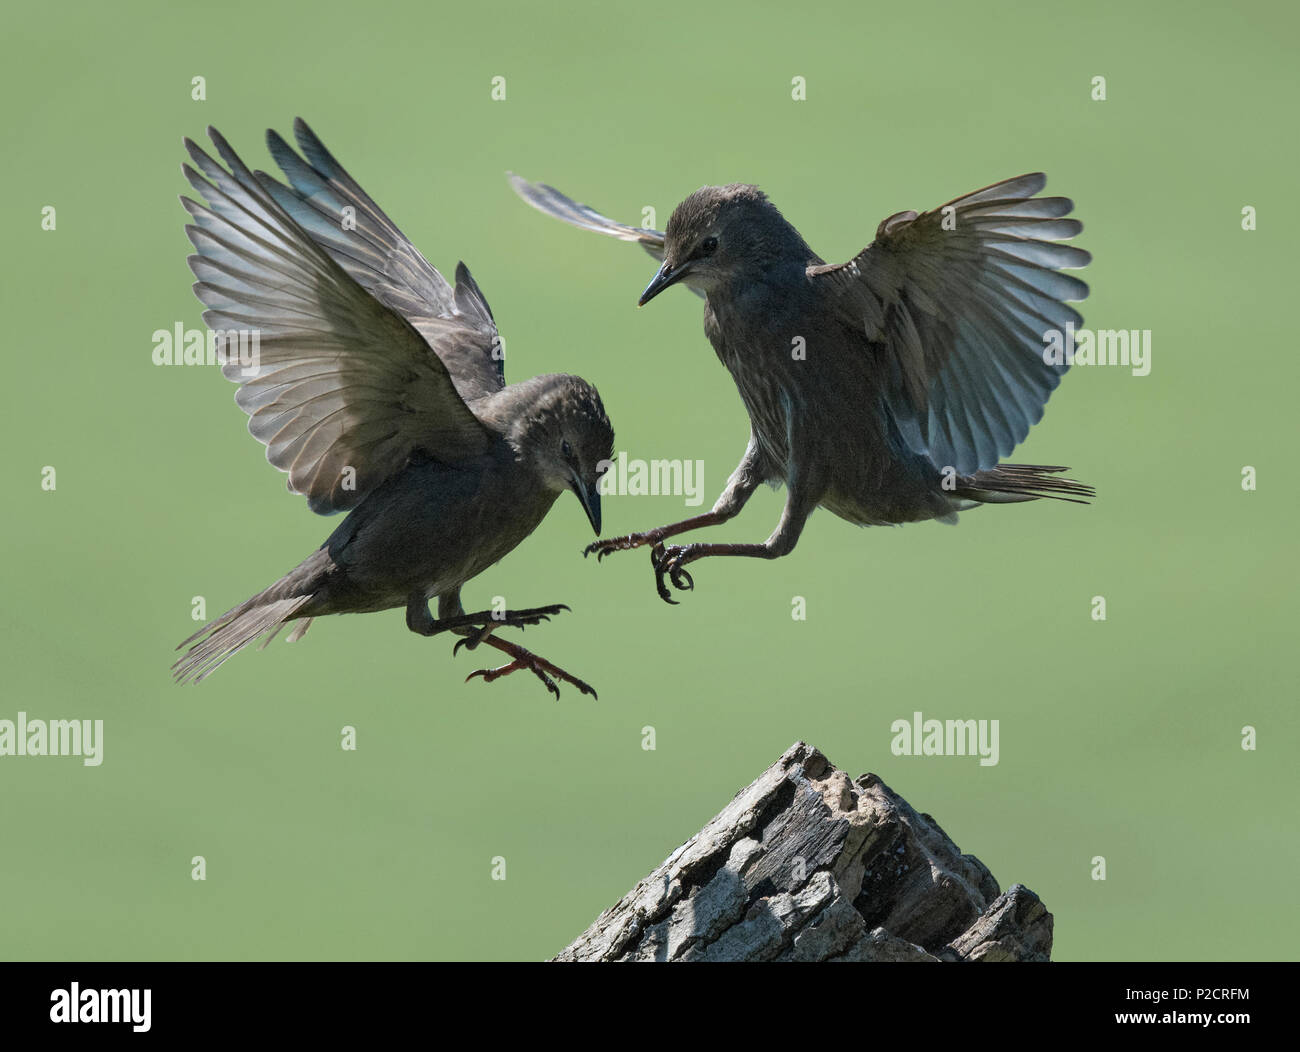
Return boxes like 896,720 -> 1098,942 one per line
405,597 -> 594,699
464,636 -> 598,700
649,477 -> 818,603
583,511 -> 731,561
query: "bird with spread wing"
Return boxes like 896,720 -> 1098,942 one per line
173,120 -> 613,697
510,172 -> 1093,603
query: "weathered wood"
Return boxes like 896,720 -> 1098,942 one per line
556,741 -> 1052,962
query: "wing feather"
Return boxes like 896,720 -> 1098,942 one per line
258,119 -> 506,402
180,125 -> 491,514
507,174 -> 707,299
810,173 -> 1090,474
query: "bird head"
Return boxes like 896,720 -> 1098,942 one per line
639,184 -> 807,305
514,375 -> 614,534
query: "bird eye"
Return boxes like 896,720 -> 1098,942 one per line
561,439 -> 572,457
700,236 -> 718,256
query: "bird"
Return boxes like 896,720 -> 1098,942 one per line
172,120 -> 614,698
509,172 -> 1094,603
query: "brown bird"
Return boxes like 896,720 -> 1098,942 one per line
510,172 -> 1093,602
173,121 -> 613,697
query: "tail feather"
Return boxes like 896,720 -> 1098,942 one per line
173,594 -> 314,684
955,463 -> 1095,505
257,615 -> 315,649
174,549 -> 331,683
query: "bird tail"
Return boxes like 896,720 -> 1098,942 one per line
954,463 -> 1095,505
172,551 -> 328,684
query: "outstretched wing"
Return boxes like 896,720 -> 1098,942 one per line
263,119 -> 505,403
508,175 -> 705,298
810,173 -> 1090,475
181,125 -> 491,515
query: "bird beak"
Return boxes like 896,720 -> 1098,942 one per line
570,476 -> 602,535
638,260 -> 688,306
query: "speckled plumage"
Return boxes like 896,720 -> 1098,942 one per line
173,122 -> 612,694
512,172 -> 1094,601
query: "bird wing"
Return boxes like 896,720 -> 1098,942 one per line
507,175 -> 706,298
181,125 -> 492,515
262,119 -> 505,403
809,173 -> 1090,475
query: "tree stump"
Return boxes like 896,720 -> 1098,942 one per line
556,741 -> 1053,961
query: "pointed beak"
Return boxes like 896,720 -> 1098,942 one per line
638,260 -> 688,306
570,476 -> 602,535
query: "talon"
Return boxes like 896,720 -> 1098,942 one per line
585,532 -> 671,562
654,562 -> 679,604
461,638 -> 598,700
651,544 -> 696,602
586,538 -> 625,562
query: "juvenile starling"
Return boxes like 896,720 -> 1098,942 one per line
510,173 -> 1093,603
173,121 -> 613,697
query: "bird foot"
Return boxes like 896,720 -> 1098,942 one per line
445,604 -> 570,653
651,543 -> 697,604
584,529 -> 666,561
465,640 -> 598,700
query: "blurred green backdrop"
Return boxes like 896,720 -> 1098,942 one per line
2,0 -> 1296,961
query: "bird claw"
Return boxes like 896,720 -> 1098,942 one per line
585,533 -> 649,561
449,604 -> 570,655
652,544 -> 697,604
453,603 -> 569,642
465,649 -> 598,701
505,602 -> 567,624
587,530 -> 707,603
466,661 -> 560,699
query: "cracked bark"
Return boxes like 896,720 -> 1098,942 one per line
555,741 -> 1053,962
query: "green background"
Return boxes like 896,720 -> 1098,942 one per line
2,0 -> 1295,961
